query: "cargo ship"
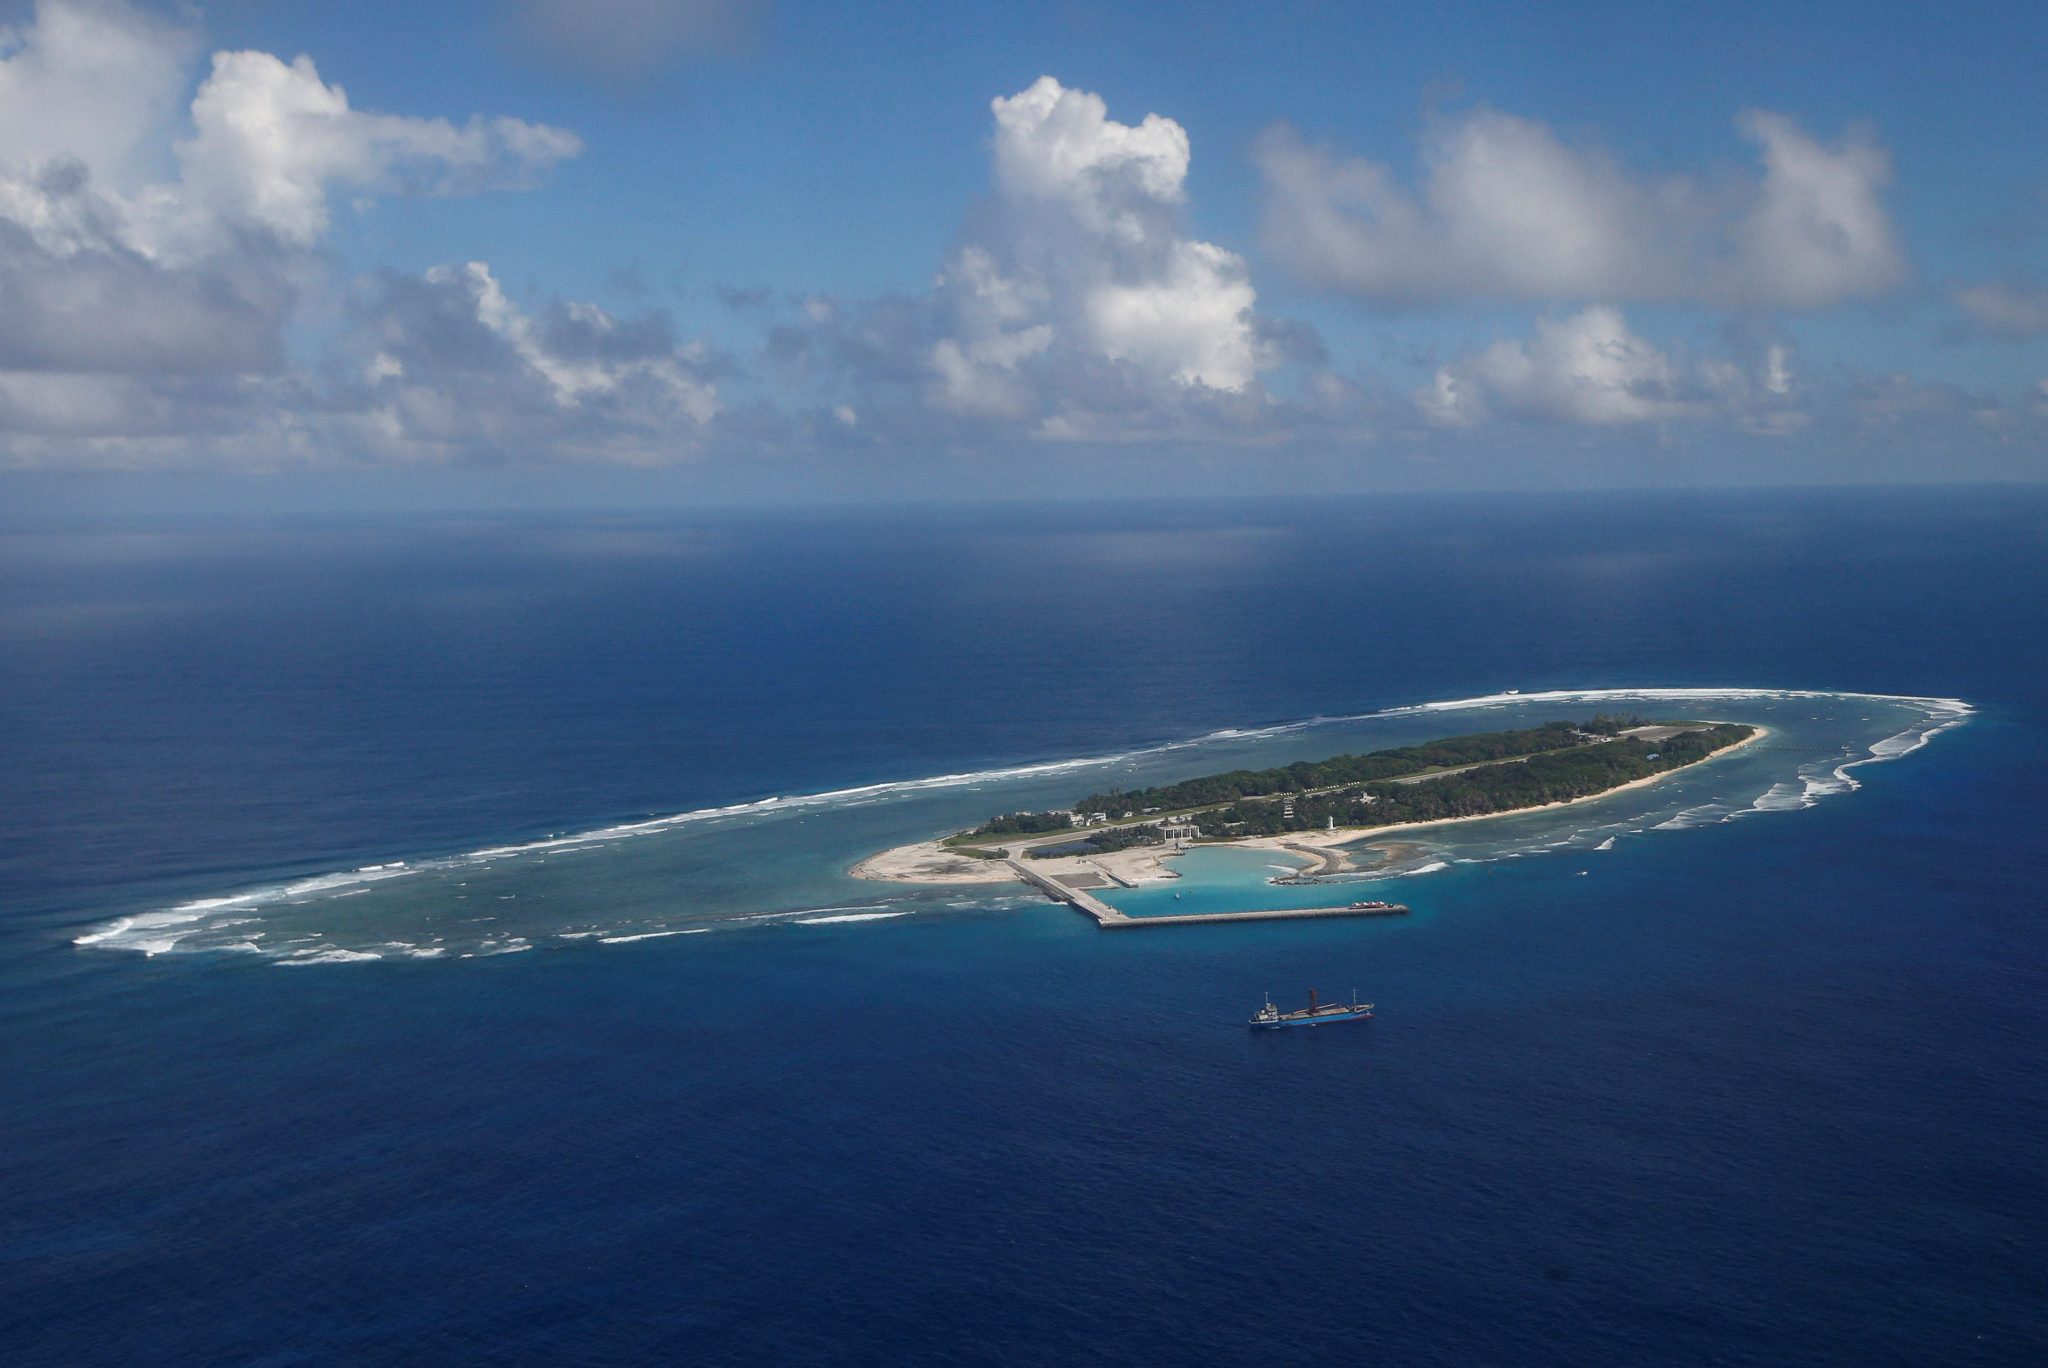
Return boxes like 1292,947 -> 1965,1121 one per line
1248,988 -> 1374,1030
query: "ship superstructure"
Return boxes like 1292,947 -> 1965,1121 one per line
1248,988 -> 1374,1029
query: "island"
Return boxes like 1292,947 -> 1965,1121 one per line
852,717 -> 1763,925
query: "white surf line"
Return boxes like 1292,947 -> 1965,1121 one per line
277,948 -> 383,965
794,912 -> 910,925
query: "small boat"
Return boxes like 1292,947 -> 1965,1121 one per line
1348,900 -> 1395,911
1249,988 -> 1374,1030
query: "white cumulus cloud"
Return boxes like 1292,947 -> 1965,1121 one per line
0,2 -> 581,261
1731,112 -> 1904,309
353,261 -> 721,462
174,49 -> 581,247
922,76 -> 1269,426
1086,240 -> 1259,388
0,0 -> 592,466
0,0 -> 196,183
1421,306 -> 1700,427
1257,106 -> 1906,311
989,75 -> 1190,239
1420,307 -> 1814,433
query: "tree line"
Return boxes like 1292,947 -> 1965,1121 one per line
1071,720 -> 1601,816
1187,723 -> 1751,838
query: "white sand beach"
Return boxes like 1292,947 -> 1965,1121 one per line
849,725 -> 1768,889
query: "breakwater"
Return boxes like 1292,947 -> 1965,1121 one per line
1005,860 -> 1409,930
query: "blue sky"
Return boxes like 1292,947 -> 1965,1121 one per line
2,0 -> 2044,507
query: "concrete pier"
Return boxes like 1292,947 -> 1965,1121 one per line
1095,903 -> 1410,930
1005,859 -> 1409,930
1006,859 -> 1128,924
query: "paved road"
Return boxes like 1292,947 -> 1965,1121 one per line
1390,738 -> 1613,785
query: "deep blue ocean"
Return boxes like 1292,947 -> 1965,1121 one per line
3,488 -> 2044,1365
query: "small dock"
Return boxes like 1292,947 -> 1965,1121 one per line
1005,859 -> 1408,931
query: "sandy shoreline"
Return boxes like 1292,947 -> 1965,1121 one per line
848,724 -> 1768,889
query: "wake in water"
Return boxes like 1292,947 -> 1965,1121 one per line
72,687 -> 1971,963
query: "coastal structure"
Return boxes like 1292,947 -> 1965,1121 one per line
851,717 -> 1768,922
1005,857 -> 1409,929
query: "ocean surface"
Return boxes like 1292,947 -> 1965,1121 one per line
3,488 -> 2045,1364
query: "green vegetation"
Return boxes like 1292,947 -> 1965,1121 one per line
958,810 -> 1074,841
1185,722 -> 1752,838
951,718 -> 1754,851
1073,720 -> 1602,816
1023,825 -> 1165,861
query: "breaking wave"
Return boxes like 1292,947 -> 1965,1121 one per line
279,948 -> 383,966
795,912 -> 911,926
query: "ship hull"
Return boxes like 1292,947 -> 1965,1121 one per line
1248,1008 -> 1373,1030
